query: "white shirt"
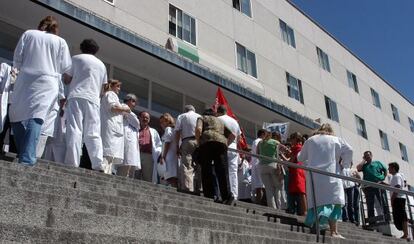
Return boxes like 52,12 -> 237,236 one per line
341,168 -> 356,189
298,134 -> 353,208
174,110 -> 201,139
218,114 -> 241,148
10,30 -> 71,122
251,138 -> 262,166
390,173 -> 405,198
67,54 -> 107,105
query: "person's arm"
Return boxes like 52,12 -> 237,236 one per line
356,159 -> 366,172
62,73 -> 72,84
111,104 -> 130,113
160,142 -> 171,165
195,118 -> 203,145
13,32 -> 26,70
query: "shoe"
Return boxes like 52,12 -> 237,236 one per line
223,195 -> 235,206
331,233 -> 346,239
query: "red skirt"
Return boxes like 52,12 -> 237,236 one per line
288,162 -> 306,194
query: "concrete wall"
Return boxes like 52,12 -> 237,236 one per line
67,0 -> 414,180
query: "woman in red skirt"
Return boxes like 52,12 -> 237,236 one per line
288,132 -> 307,215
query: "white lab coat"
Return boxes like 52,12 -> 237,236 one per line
148,127 -> 162,184
297,134 -> 353,209
101,91 -> 124,160
0,63 -> 11,132
250,138 -> 264,189
10,30 -> 71,123
123,108 -> 140,168
161,126 -> 179,179
43,113 -> 66,163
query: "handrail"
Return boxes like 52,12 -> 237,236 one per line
228,148 -> 414,199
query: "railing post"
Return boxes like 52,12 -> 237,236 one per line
406,194 -> 414,240
309,172 -> 320,242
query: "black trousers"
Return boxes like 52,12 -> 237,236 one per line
0,104 -> 17,154
198,141 -> 231,200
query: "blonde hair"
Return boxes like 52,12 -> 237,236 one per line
160,113 -> 175,127
315,123 -> 334,136
103,79 -> 121,92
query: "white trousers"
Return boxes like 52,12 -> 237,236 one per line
43,138 -> 65,164
64,98 -> 103,170
228,150 -> 239,199
35,134 -> 48,158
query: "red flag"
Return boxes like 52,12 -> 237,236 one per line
213,87 -> 249,150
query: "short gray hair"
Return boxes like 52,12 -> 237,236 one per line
124,93 -> 137,103
184,104 -> 195,112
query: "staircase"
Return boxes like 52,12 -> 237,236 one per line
0,155 -> 408,243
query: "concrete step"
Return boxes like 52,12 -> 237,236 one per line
0,202 -> 319,244
0,222 -> 176,244
0,158 -> 407,243
0,174 -> 403,243
0,163 -> 389,240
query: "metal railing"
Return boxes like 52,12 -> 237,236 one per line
228,147 -> 414,242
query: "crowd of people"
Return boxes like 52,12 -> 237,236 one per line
0,16 -> 410,240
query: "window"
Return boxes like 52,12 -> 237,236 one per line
169,5 -> 196,45
347,70 -> 359,93
233,0 -> 252,17
379,130 -> 390,151
286,73 -> 304,104
355,115 -> 367,139
399,143 -> 409,162
409,117 -> 414,133
391,104 -> 400,122
316,47 -> 330,72
152,82 -> 183,117
370,88 -> 381,109
103,0 -> 115,5
236,42 -> 257,78
279,20 -> 296,48
113,67 -> 149,108
325,96 -> 339,122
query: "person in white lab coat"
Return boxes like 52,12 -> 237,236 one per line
217,105 -> 241,200
138,111 -> 162,183
36,79 -> 65,158
64,39 -> 107,171
159,113 -> 179,187
297,123 -> 353,239
100,79 -> 130,174
0,63 -> 17,153
43,104 -> 66,163
117,93 -> 140,178
10,16 -> 72,165
250,129 -> 266,204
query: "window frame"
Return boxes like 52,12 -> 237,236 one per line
279,19 -> 296,48
169,4 -> 197,46
355,115 -> 367,139
379,130 -> 390,151
286,72 -> 304,104
409,117 -> 414,133
316,47 -> 331,72
370,88 -> 381,109
391,104 -> 400,122
235,42 -> 257,78
103,0 -> 115,5
233,0 -> 252,17
325,96 -> 339,122
346,70 -> 359,93
399,142 -> 409,162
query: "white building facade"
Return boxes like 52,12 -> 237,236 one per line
1,0 -> 413,182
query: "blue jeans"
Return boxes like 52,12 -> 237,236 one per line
11,118 -> 43,165
342,186 -> 360,223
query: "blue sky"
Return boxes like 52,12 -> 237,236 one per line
290,0 -> 414,103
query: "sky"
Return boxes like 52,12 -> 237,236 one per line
290,0 -> 414,104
